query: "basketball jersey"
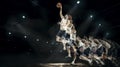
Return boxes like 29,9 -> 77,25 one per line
59,18 -> 68,31
70,33 -> 76,41
65,21 -> 73,34
91,41 -> 97,47
78,41 -> 84,47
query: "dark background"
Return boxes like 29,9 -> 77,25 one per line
0,0 -> 120,66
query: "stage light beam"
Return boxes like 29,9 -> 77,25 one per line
46,41 -> 48,43
90,15 -> 93,18
22,15 -> 26,19
99,24 -> 102,26
36,38 -> 39,41
77,1 -> 80,4
106,32 -> 109,36
8,32 -> 12,35
24,35 -> 27,38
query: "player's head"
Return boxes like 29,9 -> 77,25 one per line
77,36 -> 81,40
89,36 -> 93,40
72,28 -> 76,33
68,14 -> 72,20
65,14 -> 72,20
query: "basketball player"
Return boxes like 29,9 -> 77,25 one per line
99,39 -> 111,56
67,28 -> 78,64
56,2 -> 69,50
76,36 -> 92,65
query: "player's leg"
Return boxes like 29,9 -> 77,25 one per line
66,45 -> 71,57
71,45 -> 77,64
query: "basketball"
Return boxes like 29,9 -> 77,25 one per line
56,2 -> 62,8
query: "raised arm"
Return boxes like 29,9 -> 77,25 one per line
56,2 -> 64,19
59,6 -> 64,19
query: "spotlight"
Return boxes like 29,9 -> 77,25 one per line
46,41 -> 48,43
90,15 -> 93,18
77,1 -> 80,4
24,35 -> 27,38
99,24 -> 102,26
36,38 -> 39,41
106,32 -> 109,36
8,32 -> 11,35
22,15 -> 26,19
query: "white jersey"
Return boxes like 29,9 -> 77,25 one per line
78,40 -> 85,47
101,40 -> 111,49
91,40 -> 97,47
66,26 -> 72,34
70,33 -> 76,41
61,18 -> 68,24
59,18 -> 68,31
98,44 -> 102,48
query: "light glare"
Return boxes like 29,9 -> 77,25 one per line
77,1 -> 80,4
22,15 -> 26,19
90,15 -> 93,18
24,35 -> 27,38
99,24 -> 102,26
36,38 -> 39,41
9,32 -> 11,35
